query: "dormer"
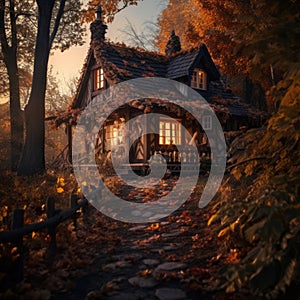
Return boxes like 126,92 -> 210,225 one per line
191,69 -> 207,90
167,44 -> 219,91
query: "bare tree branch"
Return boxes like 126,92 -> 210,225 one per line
49,0 -> 66,51
15,11 -> 35,19
109,1 -> 129,17
120,17 -> 158,50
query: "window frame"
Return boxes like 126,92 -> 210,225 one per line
94,68 -> 105,91
191,69 -> 207,90
105,122 -> 125,149
159,118 -> 182,145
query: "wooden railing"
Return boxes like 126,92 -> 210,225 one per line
0,194 -> 89,286
152,145 -> 211,164
147,145 -> 211,173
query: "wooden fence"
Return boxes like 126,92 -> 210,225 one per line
0,194 -> 89,286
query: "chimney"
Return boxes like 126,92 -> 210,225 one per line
165,30 -> 181,56
90,6 -> 108,41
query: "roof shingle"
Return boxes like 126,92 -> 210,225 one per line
71,40 -> 267,120
167,50 -> 199,79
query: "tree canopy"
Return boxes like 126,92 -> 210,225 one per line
83,0 -> 144,23
0,0 -> 85,101
0,0 -> 85,172
155,0 -> 300,78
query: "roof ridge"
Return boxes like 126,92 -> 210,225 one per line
103,40 -> 167,59
168,45 -> 202,59
96,40 -> 203,61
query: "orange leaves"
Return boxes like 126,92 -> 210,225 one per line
186,266 -> 209,277
83,0 -> 144,23
56,177 -> 65,193
181,210 -> 190,217
57,177 -> 65,186
191,233 -> 200,241
10,246 -> 20,259
147,223 -> 160,231
0,206 -> 8,228
226,248 -> 240,264
56,187 -> 64,193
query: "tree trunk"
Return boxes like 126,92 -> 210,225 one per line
7,56 -> 23,171
0,0 -> 24,171
18,0 -> 55,176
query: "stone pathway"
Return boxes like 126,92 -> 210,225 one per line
52,179 -> 218,300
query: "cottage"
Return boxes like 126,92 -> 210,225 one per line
61,7 -> 266,174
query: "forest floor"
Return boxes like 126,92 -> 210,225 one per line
1,73 -> 300,300
48,176 -> 234,300
0,172 -> 245,300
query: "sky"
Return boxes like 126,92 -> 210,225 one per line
49,0 -> 167,94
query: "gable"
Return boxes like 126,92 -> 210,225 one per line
167,50 -> 199,79
167,44 -> 220,81
72,48 -> 94,109
189,44 -> 220,81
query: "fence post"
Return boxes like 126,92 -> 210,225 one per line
46,196 -> 57,260
11,209 -> 24,283
79,196 -> 88,225
70,194 -> 78,230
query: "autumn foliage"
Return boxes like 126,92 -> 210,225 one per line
0,0 -> 299,298
208,71 -> 300,297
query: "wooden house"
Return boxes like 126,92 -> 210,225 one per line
60,7 -> 267,174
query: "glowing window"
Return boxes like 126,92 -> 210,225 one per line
191,69 -> 207,90
94,68 -> 105,90
159,119 -> 181,145
105,123 -> 124,147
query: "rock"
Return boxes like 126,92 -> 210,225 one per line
155,288 -> 187,300
128,276 -> 158,288
142,259 -> 160,266
102,260 -> 131,271
163,245 -> 179,251
112,253 -> 142,261
106,292 -> 139,300
155,262 -> 187,272
150,248 -> 162,253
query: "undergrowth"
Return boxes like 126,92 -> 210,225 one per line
209,71 -> 300,298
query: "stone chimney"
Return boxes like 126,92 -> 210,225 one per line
90,6 -> 108,41
165,30 -> 181,56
